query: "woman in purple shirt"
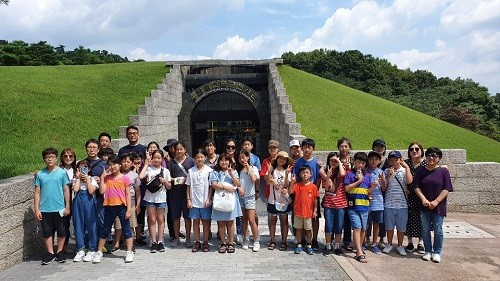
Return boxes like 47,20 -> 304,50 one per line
414,147 -> 453,263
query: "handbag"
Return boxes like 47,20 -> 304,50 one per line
213,182 -> 235,212
273,184 -> 289,212
145,168 -> 164,193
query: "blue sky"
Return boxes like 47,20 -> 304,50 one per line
1,0 -> 499,93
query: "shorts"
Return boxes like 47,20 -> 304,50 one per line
368,210 -> 384,224
348,209 -> 369,231
188,207 -> 212,220
143,201 -> 167,208
41,212 -> 66,238
114,206 -> 138,229
267,203 -> 291,216
169,198 -> 189,219
384,208 -> 408,232
239,196 -> 256,210
323,207 -> 345,235
293,216 -> 313,231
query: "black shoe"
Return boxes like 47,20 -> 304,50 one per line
140,234 -> 146,240
55,252 -> 67,263
334,248 -> 344,256
150,242 -> 157,253
417,244 -> 425,254
135,238 -> 147,246
41,252 -> 55,265
179,232 -> 186,239
312,240 -> 319,251
322,247 -> 332,256
106,238 -> 114,245
157,242 -> 165,252
405,243 -> 414,252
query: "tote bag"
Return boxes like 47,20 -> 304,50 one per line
213,183 -> 235,212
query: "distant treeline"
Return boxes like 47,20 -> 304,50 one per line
0,40 -> 133,66
282,49 -> 500,141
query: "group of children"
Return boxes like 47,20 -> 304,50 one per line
34,131 -> 429,266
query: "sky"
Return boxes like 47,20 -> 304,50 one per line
1,0 -> 499,94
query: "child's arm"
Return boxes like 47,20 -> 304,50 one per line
383,168 -> 394,191
344,174 -> 363,192
63,184 -> 71,216
125,180 -> 132,219
161,169 -> 172,190
34,186 -> 42,221
338,158 -> 346,177
186,185 -> 192,209
319,165 -> 328,181
99,170 -> 110,195
228,167 -> 240,187
139,153 -> 151,180
401,160 -> 413,185
135,185 -> 141,215
87,176 -> 98,195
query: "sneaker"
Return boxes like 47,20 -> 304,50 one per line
73,250 -> 85,262
252,241 -> 260,252
397,246 -> 407,256
432,253 -> 441,263
111,246 -> 121,253
242,238 -> 250,250
179,232 -> 186,239
372,245 -> 381,254
378,240 -> 386,249
417,244 -> 425,254
83,251 -> 95,262
157,242 -> 165,252
185,239 -> 193,248
306,245 -> 314,255
41,252 -> 55,265
294,245 -> 303,254
342,243 -> 354,252
55,252 -> 67,263
236,234 -> 243,245
92,251 -> 103,263
150,242 -> 157,253
422,252 -> 432,261
382,245 -> 393,254
170,239 -> 179,248
312,240 -> 319,251
135,238 -> 147,246
322,247 -> 332,256
334,248 -> 344,256
124,251 -> 134,263
405,243 -> 414,252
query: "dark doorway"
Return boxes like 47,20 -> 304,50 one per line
191,91 -> 261,155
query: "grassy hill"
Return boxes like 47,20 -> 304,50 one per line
0,62 -> 168,179
278,65 -> 500,162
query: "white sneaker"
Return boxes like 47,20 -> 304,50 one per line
252,241 -> 260,252
83,251 -> 95,262
73,250 -> 85,262
236,234 -> 243,245
124,251 -> 134,263
242,238 -> 250,250
422,252 -> 432,261
92,251 -> 103,263
382,245 -> 393,254
397,246 -> 407,256
432,253 -> 441,263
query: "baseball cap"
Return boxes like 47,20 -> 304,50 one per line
372,139 -> 386,148
289,139 -> 300,147
268,140 -> 279,148
388,150 -> 402,158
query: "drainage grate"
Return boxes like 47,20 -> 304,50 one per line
443,222 -> 495,238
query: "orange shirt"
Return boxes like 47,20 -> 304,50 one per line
103,175 -> 130,206
292,182 -> 319,218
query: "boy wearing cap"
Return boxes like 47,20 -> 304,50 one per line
382,150 -> 413,256
289,139 -> 303,163
365,151 -> 386,254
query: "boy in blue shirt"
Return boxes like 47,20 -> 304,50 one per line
365,151 -> 385,254
34,148 -> 71,265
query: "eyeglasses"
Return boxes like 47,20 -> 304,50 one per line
409,147 -> 420,152
426,153 -> 439,159
63,155 -> 74,158
226,145 -> 236,150
86,146 -> 99,150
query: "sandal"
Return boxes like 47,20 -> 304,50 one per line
268,241 -> 276,250
355,255 -> 368,263
218,243 -> 227,254
279,242 -> 287,251
227,243 -> 235,253
202,241 -> 210,252
192,242 -> 201,253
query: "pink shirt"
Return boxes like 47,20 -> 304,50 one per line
103,175 -> 131,206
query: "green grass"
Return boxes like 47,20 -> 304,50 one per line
0,62 -> 168,179
278,65 -> 500,162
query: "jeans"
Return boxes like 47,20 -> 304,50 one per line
95,196 -> 105,244
101,205 -> 132,239
324,207 -> 345,235
420,211 -> 444,254
72,191 -> 97,251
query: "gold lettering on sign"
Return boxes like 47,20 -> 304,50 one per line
190,80 -> 259,103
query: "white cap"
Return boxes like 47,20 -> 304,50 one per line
289,139 -> 300,147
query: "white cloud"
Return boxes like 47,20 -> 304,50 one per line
440,0 -> 500,30
128,48 -> 211,61
213,35 -> 272,59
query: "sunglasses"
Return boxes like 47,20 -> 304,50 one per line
226,145 -> 236,150
409,147 -> 420,152
426,153 -> 440,159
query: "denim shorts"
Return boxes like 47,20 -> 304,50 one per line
348,209 -> 369,231
323,207 -> 345,235
143,201 -> 167,208
384,208 -> 408,232
189,207 -> 212,220
239,195 -> 256,210
368,210 -> 384,224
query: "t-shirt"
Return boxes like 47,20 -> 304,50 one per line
292,182 -> 319,218
35,167 -> 70,212
239,165 -> 260,197
143,166 -> 171,203
293,157 -> 320,183
103,175 -> 131,206
186,165 -> 213,208
384,166 -> 408,209
209,169 -> 239,189
266,168 -> 291,204
344,169 -> 372,212
322,174 -> 348,209
249,153 -> 261,171
124,170 -> 141,206
118,144 -> 147,160
204,154 -> 219,169
368,167 -> 384,211
260,157 -> 273,198
167,157 -> 196,201
414,166 -> 453,216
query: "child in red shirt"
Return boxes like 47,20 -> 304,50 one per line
286,165 -> 319,255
